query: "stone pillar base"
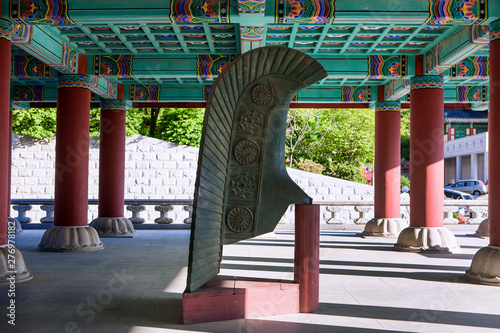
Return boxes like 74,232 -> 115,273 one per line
361,218 -> 408,237
474,218 -> 489,238
8,217 -> 23,235
38,226 -> 104,252
89,217 -> 135,238
0,245 -> 32,285
394,226 -> 461,253
465,246 -> 500,285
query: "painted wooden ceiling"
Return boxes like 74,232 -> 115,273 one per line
4,0 -> 499,108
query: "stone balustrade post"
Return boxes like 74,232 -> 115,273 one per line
155,205 -> 174,224
443,206 -> 459,225
12,205 -> 32,223
183,205 -> 193,224
325,206 -> 346,224
354,206 -> 372,224
126,205 -> 146,224
40,205 -> 55,223
468,206 -> 487,225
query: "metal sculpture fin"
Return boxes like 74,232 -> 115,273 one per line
186,47 -> 327,292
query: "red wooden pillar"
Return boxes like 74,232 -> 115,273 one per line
466,20 -> 500,284
90,85 -> 135,237
0,23 -> 32,283
0,36 -> 10,246
8,109 -> 22,235
294,204 -> 320,313
395,56 -> 459,252
38,55 -> 103,252
363,86 -> 406,236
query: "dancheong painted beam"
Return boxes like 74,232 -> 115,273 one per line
1,0 -> 499,107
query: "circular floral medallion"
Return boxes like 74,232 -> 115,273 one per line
227,207 -> 253,233
252,85 -> 272,105
239,110 -> 263,134
234,140 -> 260,165
231,173 -> 257,198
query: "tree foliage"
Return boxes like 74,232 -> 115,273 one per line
286,108 -> 375,183
11,108 -> 57,140
400,108 -> 410,161
11,106 -> 388,183
12,107 -> 149,140
155,108 -> 205,147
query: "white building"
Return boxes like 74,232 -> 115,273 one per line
444,132 -> 488,185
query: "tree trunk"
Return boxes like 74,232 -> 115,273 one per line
149,107 -> 160,137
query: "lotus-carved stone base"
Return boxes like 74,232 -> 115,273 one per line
89,217 -> 136,238
474,218 -> 489,238
361,218 -> 408,237
0,245 -> 32,285
8,217 -> 23,235
38,226 -> 104,252
394,226 -> 461,253
466,246 -> 500,285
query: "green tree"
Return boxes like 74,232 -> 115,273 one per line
12,107 -> 149,140
286,108 -> 375,183
286,108 -> 332,167
155,108 -> 205,147
400,108 -> 410,161
11,107 -> 57,140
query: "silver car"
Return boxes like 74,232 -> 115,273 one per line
445,180 -> 487,196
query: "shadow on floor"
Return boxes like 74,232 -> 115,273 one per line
222,256 -> 470,272
319,303 -> 500,329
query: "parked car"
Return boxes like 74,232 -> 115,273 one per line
444,189 -> 476,200
445,180 -> 487,196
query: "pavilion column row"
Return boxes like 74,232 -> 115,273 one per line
0,27 -> 32,284
466,19 -> 500,284
394,70 -> 460,252
89,88 -> 135,237
38,55 -> 104,251
38,55 -> 135,250
362,86 -> 407,237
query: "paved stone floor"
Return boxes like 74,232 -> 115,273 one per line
1,228 -> 500,332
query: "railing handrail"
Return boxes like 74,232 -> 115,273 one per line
314,200 -> 488,206
12,198 -> 488,207
11,198 -> 194,205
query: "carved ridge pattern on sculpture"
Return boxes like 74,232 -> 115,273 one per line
187,47 -> 327,293
227,207 -> 253,232
231,173 -> 257,198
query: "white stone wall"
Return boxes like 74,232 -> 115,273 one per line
11,134 -> 376,225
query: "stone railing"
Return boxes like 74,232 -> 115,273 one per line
10,199 -> 194,226
314,200 -> 488,225
10,199 -> 488,227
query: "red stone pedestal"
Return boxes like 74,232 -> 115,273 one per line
182,275 -> 299,325
182,204 -> 320,324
